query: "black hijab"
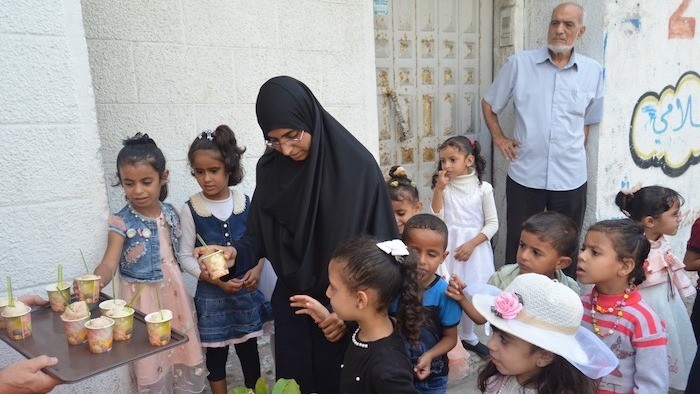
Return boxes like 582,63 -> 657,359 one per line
250,76 -> 399,297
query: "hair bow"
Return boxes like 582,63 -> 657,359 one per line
198,129 -> 215,141
376,239 -> 410,262
620,182 -> 642,196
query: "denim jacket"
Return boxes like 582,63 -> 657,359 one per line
108,202 -> 181,282
186,190 -> 249,280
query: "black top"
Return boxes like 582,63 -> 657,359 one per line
340,327 -> 419,394
236,76 -> 399,298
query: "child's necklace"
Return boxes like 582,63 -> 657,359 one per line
590,287 -> 631,338
351,327 -> 368,349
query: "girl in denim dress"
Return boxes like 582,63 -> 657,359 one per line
178,125 -> 273,393
92,133 -> 207,393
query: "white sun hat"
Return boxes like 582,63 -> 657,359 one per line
472,273 -> 618,379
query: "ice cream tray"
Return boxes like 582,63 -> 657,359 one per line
0,293 -> 189,383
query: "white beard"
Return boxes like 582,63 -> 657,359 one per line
548,43 -> 573,54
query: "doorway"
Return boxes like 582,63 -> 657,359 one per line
374,0 -> 493,207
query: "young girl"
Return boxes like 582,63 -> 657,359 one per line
431,136 -> 497,357
615,186 -> 696,390
93,133 -> 206,392
386,165 -> 423,235
290,236 -> 424,393
178,126 -> 273,393
472,273 -> 617,393
577,219 -> 669,392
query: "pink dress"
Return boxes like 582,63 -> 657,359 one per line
120,213 -> 207,393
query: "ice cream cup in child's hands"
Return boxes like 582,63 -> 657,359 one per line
201,250 -> 229,280
145,309 -> 172,346
1,301 -> 32,340
85,316 -> 115,353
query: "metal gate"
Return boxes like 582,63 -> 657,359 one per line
375,0 -> 484,206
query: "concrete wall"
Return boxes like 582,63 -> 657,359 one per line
1,0 -> 379,391
0,0 -> 129,391
83,0 -> 380,215
595,0 -> 699,251
487,1 -> 698,261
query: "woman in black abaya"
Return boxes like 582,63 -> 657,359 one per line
223,76 -> 398,393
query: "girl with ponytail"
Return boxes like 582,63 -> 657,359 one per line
431,136 -> 498,358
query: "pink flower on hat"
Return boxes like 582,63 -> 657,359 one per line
491,291 -> 523,320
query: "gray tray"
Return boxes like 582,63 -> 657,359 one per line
0,293 -> 189,383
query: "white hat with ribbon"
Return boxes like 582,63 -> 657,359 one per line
472,273 -> 618,379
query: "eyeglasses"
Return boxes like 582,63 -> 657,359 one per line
265,130 -> 305,149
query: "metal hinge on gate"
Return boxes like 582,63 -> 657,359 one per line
380,86 -> 410,141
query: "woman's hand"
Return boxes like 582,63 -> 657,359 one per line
195,245 -> 237,274
194,245 -> 237,265
289,295 -> 330,323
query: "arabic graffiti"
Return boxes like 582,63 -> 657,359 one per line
629,71 -> 700,177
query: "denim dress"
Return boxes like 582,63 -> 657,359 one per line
187,192 -> 273,344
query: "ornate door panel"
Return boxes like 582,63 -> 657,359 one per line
375,0 -> 481,207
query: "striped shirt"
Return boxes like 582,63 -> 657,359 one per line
581,288 -> 668,393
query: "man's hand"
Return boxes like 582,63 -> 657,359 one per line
0,355 -> 61,393
493,135 -> 521,162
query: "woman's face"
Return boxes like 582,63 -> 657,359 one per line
266,128 -> 312,161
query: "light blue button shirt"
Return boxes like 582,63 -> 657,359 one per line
484,48 -> 604,190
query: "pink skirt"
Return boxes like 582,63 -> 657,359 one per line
121,260 -> 207,392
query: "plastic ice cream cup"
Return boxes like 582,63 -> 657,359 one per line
202,250 -> 229,280
1,302 -> 32,340
85,316 -> 114,353
45,282 -> 71,313
60,313 -> 89,345
106,306 -> 135,341
0,297 -> 17,330
145,309 -> 172,346
76,274 -> 101,304
99,299 -> 126,316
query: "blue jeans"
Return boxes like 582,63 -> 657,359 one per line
415,376 -> 448,394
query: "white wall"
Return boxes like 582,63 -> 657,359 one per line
0,0 -> 129,391
1,0 -> 379,391
595,0 -> 699,252
486,1 -> 699,262
83,0 -> 380,215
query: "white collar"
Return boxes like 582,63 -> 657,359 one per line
189,188 -> 245,218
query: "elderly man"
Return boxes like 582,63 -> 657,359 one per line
482,2 -> 603,274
